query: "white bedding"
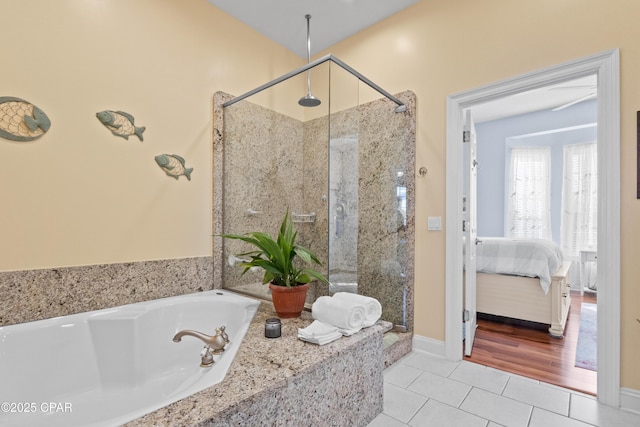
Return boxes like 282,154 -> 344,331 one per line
475,238 -> 564,294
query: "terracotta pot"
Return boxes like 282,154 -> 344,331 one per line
269,283 -> 309,318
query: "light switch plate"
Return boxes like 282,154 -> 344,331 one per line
428,216 -> 442,231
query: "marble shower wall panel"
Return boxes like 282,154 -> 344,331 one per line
301,115 -> 331,299
327,115 -> 360,278
220,100 -> 305,290
332,138 -> 359,275
357,91 -> 416,329
212,91 -> 233,290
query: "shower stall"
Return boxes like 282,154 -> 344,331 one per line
212,55 -> 415,330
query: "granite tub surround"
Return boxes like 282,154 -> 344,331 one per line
126,301 -> 391,427
0,256 -> 213,326
383,330 -> 414,368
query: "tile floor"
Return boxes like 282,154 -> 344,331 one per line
368,350 -> 640,427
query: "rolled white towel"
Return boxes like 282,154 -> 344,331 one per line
332,292 -> 382,327
312,295 -> 365,335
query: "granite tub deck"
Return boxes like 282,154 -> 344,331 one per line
126,301 -> 393,427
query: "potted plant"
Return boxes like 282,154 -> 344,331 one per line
221,210 -> 329,318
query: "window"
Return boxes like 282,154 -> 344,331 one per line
507,146 -> 551,239
561,142 -> 597,259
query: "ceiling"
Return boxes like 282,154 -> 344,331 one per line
471,75 -> 597,123
206,1 -> 597,122
207,0 -> 419,58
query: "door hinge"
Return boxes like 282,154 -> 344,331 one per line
463,130 -> 470,143
463,309 -> 470,322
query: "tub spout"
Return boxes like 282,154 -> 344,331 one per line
173,326 -> 230,355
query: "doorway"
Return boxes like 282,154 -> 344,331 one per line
461,76 -> 598,394
444,50 -> 620,407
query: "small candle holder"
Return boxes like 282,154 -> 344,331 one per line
264,318 -> 281,338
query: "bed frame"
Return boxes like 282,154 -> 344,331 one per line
476,261 -> 572,337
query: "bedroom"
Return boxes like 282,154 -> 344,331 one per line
464,75 -> 598,395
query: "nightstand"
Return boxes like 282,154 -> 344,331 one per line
579,250 -> 597,295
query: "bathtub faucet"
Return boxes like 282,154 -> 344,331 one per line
173,326 -> 230,367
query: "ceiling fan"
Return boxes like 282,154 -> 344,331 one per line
549,82 -> 597,111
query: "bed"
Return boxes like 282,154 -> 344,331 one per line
473,237 -> 572,337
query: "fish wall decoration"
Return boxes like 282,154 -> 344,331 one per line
0,96 -> 51,142
155,154 -> 193,181
96,110 -> 145,141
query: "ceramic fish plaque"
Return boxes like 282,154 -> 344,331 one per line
0,96 -> 51,142
155,154 -> 193,181
96,110 -> 145,141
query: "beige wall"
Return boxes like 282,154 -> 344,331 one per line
321,0 -> 640,390
3,0 -> 640,391
0,0 -> 301,271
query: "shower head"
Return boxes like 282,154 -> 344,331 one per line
299,14 -> 321,107
298,94 -> 321,107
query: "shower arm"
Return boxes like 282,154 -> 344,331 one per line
223,54 -> 406,113
305,14 -> 312,96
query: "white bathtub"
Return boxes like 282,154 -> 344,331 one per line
0,290 -> 260,427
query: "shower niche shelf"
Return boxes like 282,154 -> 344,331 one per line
291,212 -> 316,223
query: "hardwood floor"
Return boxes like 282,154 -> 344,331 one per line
464,291 -> 597,395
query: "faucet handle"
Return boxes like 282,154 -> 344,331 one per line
217,326 -> 230,345
200,345 -> 214,368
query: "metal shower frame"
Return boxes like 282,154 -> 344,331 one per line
222,54 -> 407,113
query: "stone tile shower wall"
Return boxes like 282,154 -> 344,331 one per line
316,91 -> 415,328
300,114 -> 331,301
327,136 -> 360,278
215,94 -> 328,304
214,91 -> 415,330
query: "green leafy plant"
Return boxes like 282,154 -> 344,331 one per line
221,211 -> 329,288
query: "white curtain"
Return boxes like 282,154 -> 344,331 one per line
561,142 -> 598,289
507,146 -> 552,240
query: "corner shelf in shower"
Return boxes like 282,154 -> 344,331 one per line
291,212 -> 316,223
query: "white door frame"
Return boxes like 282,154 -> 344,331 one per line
444,49 -> 620,407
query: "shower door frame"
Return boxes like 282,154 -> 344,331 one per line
222,54 -> 406,113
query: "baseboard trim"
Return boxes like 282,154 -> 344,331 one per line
412,334 -> 445,358
621,387 -> 640,415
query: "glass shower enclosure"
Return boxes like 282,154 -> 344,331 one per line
212,55 -> 415,330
